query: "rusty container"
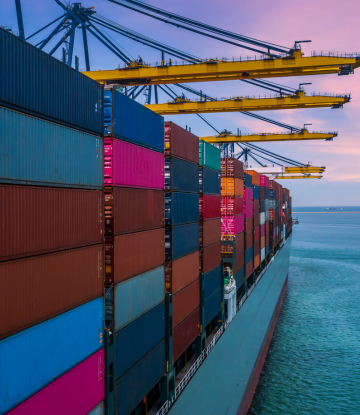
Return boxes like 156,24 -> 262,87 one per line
165,251 -> 199,294
200,242 -> 221,274
164,122 -> 199,164
0,185 -> 103,262
199,219 -> 221,248
0,244 -> 103,340
245,217 -> 253,234
173,308 -> 200,362
172,280 -> 200,328
104,187 -> 164,236
236,249 -> 245,272
105,229 -> 164,285
235,232 -> 244,252
246,232 -> 253,249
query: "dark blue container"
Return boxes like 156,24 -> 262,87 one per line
116,340 -> 165,415
253,185 -> 259,199
235,267 -> 245,290
0,107 -> 103,189
115,303 -> 165,380
104,90 -> 164,152
245,247 -> 254,264
265,188 -> 270,199
204,265 -> 221,300
199,167 -> 221,195
260,200 -> 265,213
204,288 -> 221,327
165,158 -> 199,193
0,28 -> 103,135
244,173 -> 253,188
165,192 -> 199,226
266,244 -> 270,256
165,223 -> 199,261
269,190 -> 275,199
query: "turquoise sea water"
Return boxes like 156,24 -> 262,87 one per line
248,208 -> 360,415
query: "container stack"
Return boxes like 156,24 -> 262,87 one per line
103,89 -> 166,415
164,122 -> 200,366
199,141 -> 222,332
0,29 -> 105,415
220,157 -> 245,292
244,172 -> 254,279
260,175 -> 270,261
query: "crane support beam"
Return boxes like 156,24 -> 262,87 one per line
252,166 -> 325,174
82,51 -> 360,86
275,175 -> 323,179
144,92 -> 349,115
200,129 -> 337,143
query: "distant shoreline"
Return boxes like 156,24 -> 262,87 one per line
293,211 -> 360,214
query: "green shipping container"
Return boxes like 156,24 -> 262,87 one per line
199,141 -> 221,172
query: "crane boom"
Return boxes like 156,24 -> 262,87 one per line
252,166 -> 325,174
83,51 -> 360,85
144,92 -> 349,115
275,175 -> 323,179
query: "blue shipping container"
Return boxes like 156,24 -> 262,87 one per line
116,340 -> 165,415
260,199 -> 265,213
269,190 -> 275,199
204,288 -> 221,327
244,173 -> 252,188
113,267 -> 164,331
165,192 -> 199,226
0,29 -> 103,135
235,267 -> 245,290
165,222 -> 199,261
200,167 -> 221,195
0,107 -> 103,189
253,185 -> 259,200
104,90 -> 164,153
245,246 -> 254,264
204,265 -> 222,300
0,298 -> 103,414
165,158 -> 199,193
266,244 -> 270,256
115,303 -> 165,380
265,187 -> 270,199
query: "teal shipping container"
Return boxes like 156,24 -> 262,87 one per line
165,223 -> 199,261
0,107 -> 103,189
204,287 -> 222,327
0,298 -> 103,414
112,267 -> 164,331
204,266 -> 222,300
199,141 -> 221,171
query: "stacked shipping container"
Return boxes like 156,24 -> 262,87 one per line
244,172 -> 254,279
246,170 -> 260,270
260,175 -> 270,260
0,28 -> 105,415
103,89 -> 166,415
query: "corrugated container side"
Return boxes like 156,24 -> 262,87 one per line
105,229 -> 164,285
245,217 -> 253,234
105,90 -> 164,152
204,288 -> 221,327
164,122 -> 199,163
221,158 -> 244,178
0,244 -> 103,341
8,350 -> 104,415
113,267 -> 164,331
173,280 -> 200,328
244,203 -> 254,218
245,247 -> 254,264
200,242 -> 221,274
165,223 -> 199,261
236,250 -> 245,272
200,219 -> 221,247
115,303 -> 165,380
199,141 -> 221,171
115,340 -> 165,415
0,29 -> 103,135
246,232 -> 253,249
165,192 -> 199,226
173,308 -> 200,362
204,265 -> 222,300
202,194 -> 221,220
0,185 -> 103,262
0,298 -> 104,414
104,138 -> 164,189
105,188 -> 164,235
165,251 -> 199,294
202,167 -> 221,195
246,261 -> 253,278
0,107 -> 103,188
234,266 -> 244,290
165,157 -> 199,193
245,170 -> 260,186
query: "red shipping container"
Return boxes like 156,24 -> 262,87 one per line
173,279 -> 200,328
0,185 -> 103,262
266,232 -> 269,245
254,213 -> 260,228
254,242 -> 260,256
221,157 -> 244,178
200,219 -> 221,247
269,210 -> 275,220
200,242 -> 221,273
266,221 -> 269,234
246,232 -> 253,249
253,199 -> 259,214
245,170 -> 260,186
200,194 -> 221,220
164,122 -> 199,164
104,187 -> 164,236
245,217 -> 253,234
221,196 -> 244,216
173,308 -> 200,362
165,251 -> 199,294
236,232 -> 245,252
246,261 -> 253,279
0,244 -> 103,340
261,224 -> 265,236
105,229 -> 164,284
259,187 -> 265,200
254,226 -> 260,242
236,249 -> 245,272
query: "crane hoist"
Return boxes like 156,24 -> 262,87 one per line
83,50 -> 360,86
143,91 -> 349,115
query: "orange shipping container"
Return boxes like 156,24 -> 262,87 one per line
221,178 -> 244,196
254,254 -> 260,270
173,280 -> 200,328
261,236 -> 265,249
245,170 -> 260,186
165,251 -> 199,294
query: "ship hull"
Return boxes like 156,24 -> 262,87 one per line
170,236 -> 292,415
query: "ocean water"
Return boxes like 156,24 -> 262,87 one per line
248,208 -> 360,415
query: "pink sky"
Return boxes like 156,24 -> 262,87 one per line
3,0 -> 360,205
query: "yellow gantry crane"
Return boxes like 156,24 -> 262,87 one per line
250,165 -> 325,180
83,50 -> 359,86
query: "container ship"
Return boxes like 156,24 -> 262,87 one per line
0,28 -> 292,415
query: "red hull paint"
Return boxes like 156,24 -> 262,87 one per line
237,275 -> 288,415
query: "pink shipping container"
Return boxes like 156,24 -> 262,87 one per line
244,187 -> 253,203
260,175 -> 269,187
8,349 -> 104,415
261,224 -> 265,236
221,214 -> 244,235
244,203 -> 253,218
104,138 -> 164,189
